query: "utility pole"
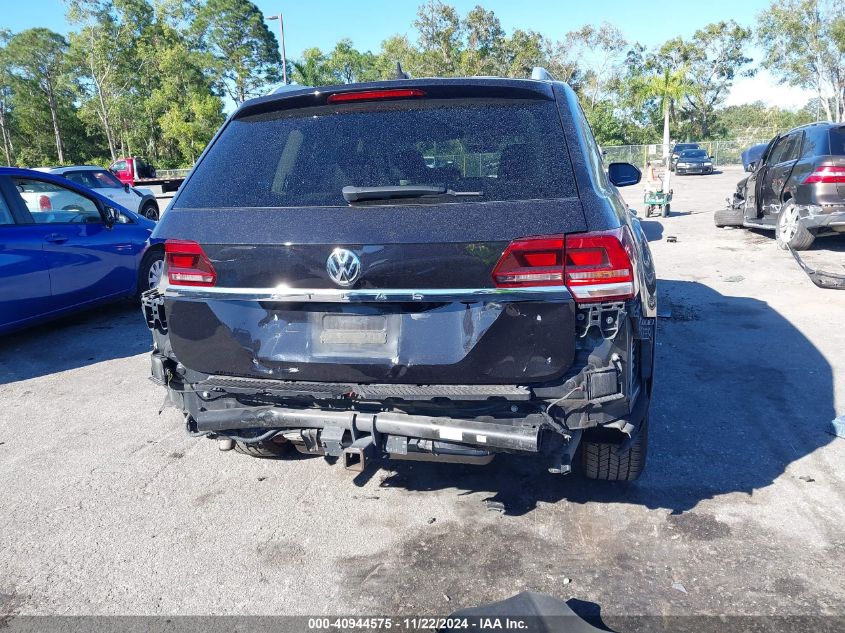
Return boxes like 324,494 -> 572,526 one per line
266,10 -> 287,85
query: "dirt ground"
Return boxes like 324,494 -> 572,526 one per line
1,166 -> 844,627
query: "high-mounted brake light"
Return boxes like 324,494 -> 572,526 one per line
327,88 -> 425,104
803,165 -> 845,184
165,239 -> 217,287
564,228 -> 637,302
39,195 -> 52,211
491,228 -> 637,303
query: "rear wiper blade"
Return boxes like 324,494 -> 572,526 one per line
342,185 -> 482,203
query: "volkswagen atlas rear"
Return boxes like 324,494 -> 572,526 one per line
143,74 -> 657,481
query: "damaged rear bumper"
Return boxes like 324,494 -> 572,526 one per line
143,288 -> 653,469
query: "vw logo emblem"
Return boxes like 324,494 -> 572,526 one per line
326,248 -> 361,287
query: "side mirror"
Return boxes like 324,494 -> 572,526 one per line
104,206 -> 120,227
608,162 -> 641,187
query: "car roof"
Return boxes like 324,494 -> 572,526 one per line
48,165 -> 107,173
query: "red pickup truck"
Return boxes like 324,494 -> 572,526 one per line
108,156 -> 189,193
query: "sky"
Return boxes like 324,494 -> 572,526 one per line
2,0 -> 815,109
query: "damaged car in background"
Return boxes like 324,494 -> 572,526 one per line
142,70 -> 657,482
716,122 -> 845,250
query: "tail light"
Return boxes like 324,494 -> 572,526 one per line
803,165 -> 845,184
491,235 -> 565,287
38,195 -> 52,210
327,88 -> 425,104
564,228 -> 637,302
491,228 -> 637,303
164,240 -> 217,287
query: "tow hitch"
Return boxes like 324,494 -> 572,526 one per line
342,436 -> 376,472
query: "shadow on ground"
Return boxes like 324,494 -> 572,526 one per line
638,220 -> 663,242
360,280 -> 836,516
0,302 -> 150,384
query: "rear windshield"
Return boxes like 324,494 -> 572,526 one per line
62,170 -> 123,189
830,127 -> 845,155
175,98 -> 576,208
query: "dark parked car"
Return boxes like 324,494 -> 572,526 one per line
741,143 -> 768,172
669,142 -> 701,171
143,70 -> 658,481
0,167 -> 163,334
674,148 -> 714,175
715,122 -> 845,250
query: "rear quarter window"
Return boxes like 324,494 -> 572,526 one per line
829,127 -> 845,155
176,98 -> 576,208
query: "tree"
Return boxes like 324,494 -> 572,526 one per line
291,47 -> 334,86
374,35 -> 423,79
672,22 -> 754,138
325,39 -> 379,84
66,0 -> 154,161
0,30 -> 16,165
142,5 -> 224,166
193,0 -> 280,103
632,65 -> 692,159
758,0 -> 845,122
461,6 -> 506,76
565,23 -> 628,108
414,0 -> 463,76
714,101 -> 817,139
5,28 -> 72,163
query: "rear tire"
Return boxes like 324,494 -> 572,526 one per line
233,439 -> 293,458
580,417 -> 648,481
661,203 -> 670,217
137,248 -> 164,295
714,206 -> 744,227
776,202 -> 815,250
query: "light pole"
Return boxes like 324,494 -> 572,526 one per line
266,11 -> 287,85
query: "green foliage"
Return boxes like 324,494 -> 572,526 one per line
0,0 -> 827,169
757,0 -> 845,122
4,28 -> 74,163
192,0 -> 281,103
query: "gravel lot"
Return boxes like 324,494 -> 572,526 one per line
1,166 -> 844,623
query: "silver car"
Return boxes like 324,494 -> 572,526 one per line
38,165 -> 161,220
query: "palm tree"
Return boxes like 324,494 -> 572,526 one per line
634,67 -> 692,163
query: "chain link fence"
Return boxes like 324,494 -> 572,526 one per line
602,139 -> 772,168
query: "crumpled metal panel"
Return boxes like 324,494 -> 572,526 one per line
166,298 -> 577,384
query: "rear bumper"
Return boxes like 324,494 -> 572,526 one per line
799,205 -> 845,230
143,288 -> 655,465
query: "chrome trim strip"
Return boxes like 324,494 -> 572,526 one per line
162,285 -> 573,303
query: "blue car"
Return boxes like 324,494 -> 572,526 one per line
0,167 -> 164,334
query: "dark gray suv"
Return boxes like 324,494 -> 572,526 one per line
142,71 -> 657,482
716,122 -> 845,250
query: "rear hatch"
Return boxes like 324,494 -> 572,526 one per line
155,81 -> 591,385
